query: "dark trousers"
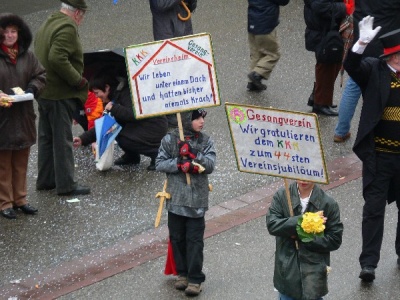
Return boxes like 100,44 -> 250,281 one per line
360,152 -> 400,268
314,61 -> 341,106
36,98 -> 78,194
168,212 -> 206,284
72,106 -> 88,131
117,135 -> 158,162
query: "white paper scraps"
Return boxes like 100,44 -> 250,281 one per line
66,198 -> 80,203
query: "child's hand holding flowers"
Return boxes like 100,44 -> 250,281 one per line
296,211 -> 326,242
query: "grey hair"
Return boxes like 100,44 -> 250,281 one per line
61,3 -> 78,12
383,52 -> 400,61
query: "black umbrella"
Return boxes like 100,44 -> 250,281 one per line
83,48 -> 127,80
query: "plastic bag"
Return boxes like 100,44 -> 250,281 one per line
95,142 -> 114,171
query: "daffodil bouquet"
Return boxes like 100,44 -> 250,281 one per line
296,211 -> 325,242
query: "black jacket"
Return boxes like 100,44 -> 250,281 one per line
303,0 -> 346,52
344,50 -> 400,203
80,80 -> 168,149
351,0 -> 400,58
248,0 -> 290,35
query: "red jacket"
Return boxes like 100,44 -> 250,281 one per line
85,91 -> 103,130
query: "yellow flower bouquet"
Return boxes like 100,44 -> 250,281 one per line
296,211 -> 325,242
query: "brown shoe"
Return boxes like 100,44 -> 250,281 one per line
185,283 -> 202,296
334,132 -> 351,143
174,276 -> 188,291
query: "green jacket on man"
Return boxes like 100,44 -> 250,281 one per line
34,11 -> 87,103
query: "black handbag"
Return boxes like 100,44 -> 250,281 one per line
315,2 -> 344,64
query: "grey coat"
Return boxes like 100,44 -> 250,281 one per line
149,0 -> 194,40
155,112 -> 216,209
267,182 -> 343,300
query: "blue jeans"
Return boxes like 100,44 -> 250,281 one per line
334,77 -> 361,137
278,292 -> 323,300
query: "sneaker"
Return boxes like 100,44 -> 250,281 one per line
174,276 -> 188,291
359,266 -> 375,282
247,71 -> 267,91
334,132 -> 351,143
185,283 -> 202,296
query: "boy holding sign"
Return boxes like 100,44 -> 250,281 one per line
155,109 -> 216,296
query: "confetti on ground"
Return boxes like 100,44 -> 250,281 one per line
66,198 -> 80,203
9,279 -> 21,284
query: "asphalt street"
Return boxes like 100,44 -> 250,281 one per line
1,0 -> 399,299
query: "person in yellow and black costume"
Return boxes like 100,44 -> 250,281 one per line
344,16 -> 400,282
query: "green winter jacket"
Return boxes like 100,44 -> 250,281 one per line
34,11 -> 88,103
267,182 -> 343,300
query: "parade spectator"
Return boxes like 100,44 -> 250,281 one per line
149,0 -> 196,40
73,91 -> 104,131
73,68 -> 168,171
267,180 -> 343,300
34,0 -> 90,196
155,109 -> 216,296
149,0 -> 197,127
246,0 -> 289,91
344,16 -> 400,282
0,13 -> 46,219
303,0 -> 351,116
333,0 -> 400,142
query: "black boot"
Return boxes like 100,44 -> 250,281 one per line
247,71 -> 267,91
115,153 -> 140,166
312,105 -> 338,116
147,155 -> 157,171
308,82 -> 337,108
307,82 -> 315,106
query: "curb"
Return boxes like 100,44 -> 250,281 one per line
0,154 -> 362,299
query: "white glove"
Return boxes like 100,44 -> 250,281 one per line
359,15 -> 382,43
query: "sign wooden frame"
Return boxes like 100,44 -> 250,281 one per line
125,33 -> 221,119
225,103 -> 329,184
